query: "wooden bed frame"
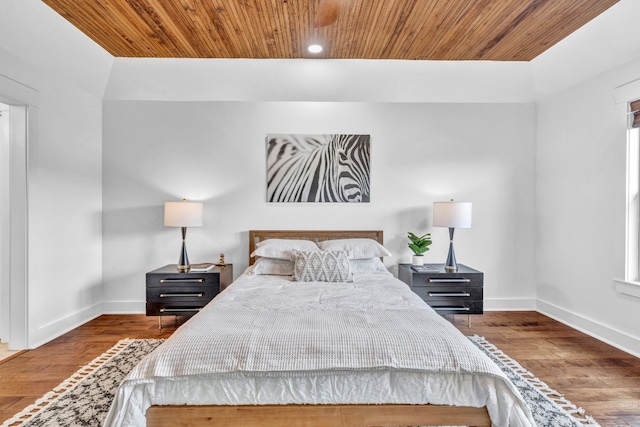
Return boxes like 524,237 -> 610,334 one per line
146,230 -> 492,427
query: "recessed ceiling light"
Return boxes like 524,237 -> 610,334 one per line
308,44 -> 323,53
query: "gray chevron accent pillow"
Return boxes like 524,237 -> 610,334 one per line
291,250 -> 353,282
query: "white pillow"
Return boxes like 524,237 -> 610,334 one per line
251,238 -> 320,260
349,257 -> 389,274
292,250 -> 352,282
317,238 -> 391,259
251,257 -> 294,275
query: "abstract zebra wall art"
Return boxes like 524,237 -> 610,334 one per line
266,134 -> 371,203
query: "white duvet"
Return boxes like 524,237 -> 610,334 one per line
104,270 -> 535,427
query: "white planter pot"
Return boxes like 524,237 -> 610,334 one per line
412,255 -> 424,266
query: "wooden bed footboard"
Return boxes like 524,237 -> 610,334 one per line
146,403 -> 491,427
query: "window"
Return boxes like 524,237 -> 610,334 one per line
626,99 -> 640,282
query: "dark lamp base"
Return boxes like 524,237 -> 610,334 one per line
177,264 -> 190,273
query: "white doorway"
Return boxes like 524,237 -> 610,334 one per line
0,97 -> 29,351
0,102 -> 9,349
0,73 -> 36,351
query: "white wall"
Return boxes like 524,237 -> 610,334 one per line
102,100 -> 537,312
104,58 -> 535,103
530,0 -> 640,99
0,0 -> 113,348
537,55 -> 640,356
0,0 -> 112,98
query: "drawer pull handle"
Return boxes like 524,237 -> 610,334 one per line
160,308 -> 202,313
160,279 -> 204,283
428,278 -> 471,283
159,293 -> 204,298
428,292 -> 471,297
434,306 -> 471,311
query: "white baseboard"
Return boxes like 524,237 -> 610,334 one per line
484,297 -> 537,311
537,299 -> 640,358
28,301 -> 144,349
29,303 -> 103,349
101,300 -> 145,314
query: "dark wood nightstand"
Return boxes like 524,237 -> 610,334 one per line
146,264 -> 233,328
398,263 -> 483,321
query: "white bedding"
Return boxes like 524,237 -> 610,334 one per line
104,269 -> 535,427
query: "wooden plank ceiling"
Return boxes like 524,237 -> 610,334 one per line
42,0 -> 618,61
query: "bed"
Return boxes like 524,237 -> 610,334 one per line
104,230 -> 535,427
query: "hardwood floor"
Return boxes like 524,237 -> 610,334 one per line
0,343 -> 22,364
452,312 -> 640,427
0,315 -> 183,424
0,312 -> 639,426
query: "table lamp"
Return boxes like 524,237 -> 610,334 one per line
433,200 -> 472,272
164,199 -> 203,272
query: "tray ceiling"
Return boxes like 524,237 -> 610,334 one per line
42,0 -> 618,61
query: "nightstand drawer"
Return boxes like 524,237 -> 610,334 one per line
146,286 -> 218,303
429,301 -> 483,315
146,273 -> 220,288
409,273 -> 483,287
146,302 -> 206,316
411,285 -> 483,302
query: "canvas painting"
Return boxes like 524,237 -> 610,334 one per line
266,134 -> 371,203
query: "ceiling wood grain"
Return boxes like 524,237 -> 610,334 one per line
42,0 -> 619,61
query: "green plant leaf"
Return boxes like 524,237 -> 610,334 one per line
407,231 -> 433,255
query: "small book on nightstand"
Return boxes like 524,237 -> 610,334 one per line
189,263 -> 215,272
411,265 -> 438,273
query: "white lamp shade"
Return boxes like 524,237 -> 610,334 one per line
433,201 -> 472,228
164,200 -> 203,227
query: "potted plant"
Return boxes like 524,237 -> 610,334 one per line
407,232 -> 432,266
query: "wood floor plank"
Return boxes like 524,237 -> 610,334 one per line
0,314 -> 179,422
0,312 -> 638,426
452,312 -> 640,427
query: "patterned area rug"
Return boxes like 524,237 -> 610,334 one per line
1,339 -> 164,427
1,336 -> 600,427
468,336 -> 600,427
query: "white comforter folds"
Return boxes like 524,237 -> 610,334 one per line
104,270 -> 535,427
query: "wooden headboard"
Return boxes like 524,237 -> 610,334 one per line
249,230 -> 384,265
